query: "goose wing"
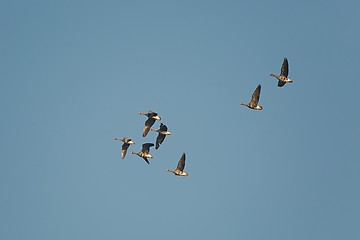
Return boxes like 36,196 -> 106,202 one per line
281,58 -> 289,77
142,157 -> 150,164
121,143 -> 130,159
250,84 -> 261,106
176,153 -> 186,171
159,123 -> 168,131
143,118 -> 156,137
278,80 -> 286,87
142,143 -> 154,154
155,134 -> 166,149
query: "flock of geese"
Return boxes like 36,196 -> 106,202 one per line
115,111 -> 189,176
241,58 -> 294,110
115,58 -> 294,177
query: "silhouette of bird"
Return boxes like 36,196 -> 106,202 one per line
167,153 -> 189,176
151,123 -> 172,149
270,58 -> 294,87
241,84 -> 263,110
139,111 -> 161,137
114,137 -> 135,159
131,143 -> 155,164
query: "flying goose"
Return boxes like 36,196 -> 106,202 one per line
167,153 -> 189,176
114,137 -> 135,159
151,123 -> 172,149
139,111 -> 161,137
131,143 -> 155,164
241,84 -> 263,110
270,58 -> 294,87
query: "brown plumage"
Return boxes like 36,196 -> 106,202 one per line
241,84 -> 263,110
114,137 -> 135,159
131,143 -> 155,164
270,58 -> 294,87
139,111 -> 161,137
167,153 -> 189,176
151,123 -> 172,149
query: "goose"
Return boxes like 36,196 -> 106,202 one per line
270,58 -> 294,87
167,153 -> 189,176
241,84 -> 263,110
131,143 -> 154,164
114,137 -> 135,159
139,111 -> 161,137
151,123 -> 172,149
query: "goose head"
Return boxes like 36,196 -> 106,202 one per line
240,103 -> 248,107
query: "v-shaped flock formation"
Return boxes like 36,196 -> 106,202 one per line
115,58 -> 294,177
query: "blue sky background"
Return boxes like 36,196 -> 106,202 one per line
1,0 -> 359,239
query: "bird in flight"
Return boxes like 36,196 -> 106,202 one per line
139,111 -> 161,137
241,84 -> 263,110
114,137 -> 135,159
167,153 -> 189,176
131,143 -> 155,164
270,58 -> 294,87
151,123 -> 172,149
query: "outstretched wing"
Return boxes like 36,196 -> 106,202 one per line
155,134 -> 166,149
176,153 -> 186,171
142,143 -> 154,153
159,123 -> 168,131
142,157 -> 150,164
278,80 -> 286,87
281,58 -> 289,77
122,143 -> 130,159
143,118 -> 156,137
250,84 -> 261,106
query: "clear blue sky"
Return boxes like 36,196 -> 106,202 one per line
1,0 -> 359,239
